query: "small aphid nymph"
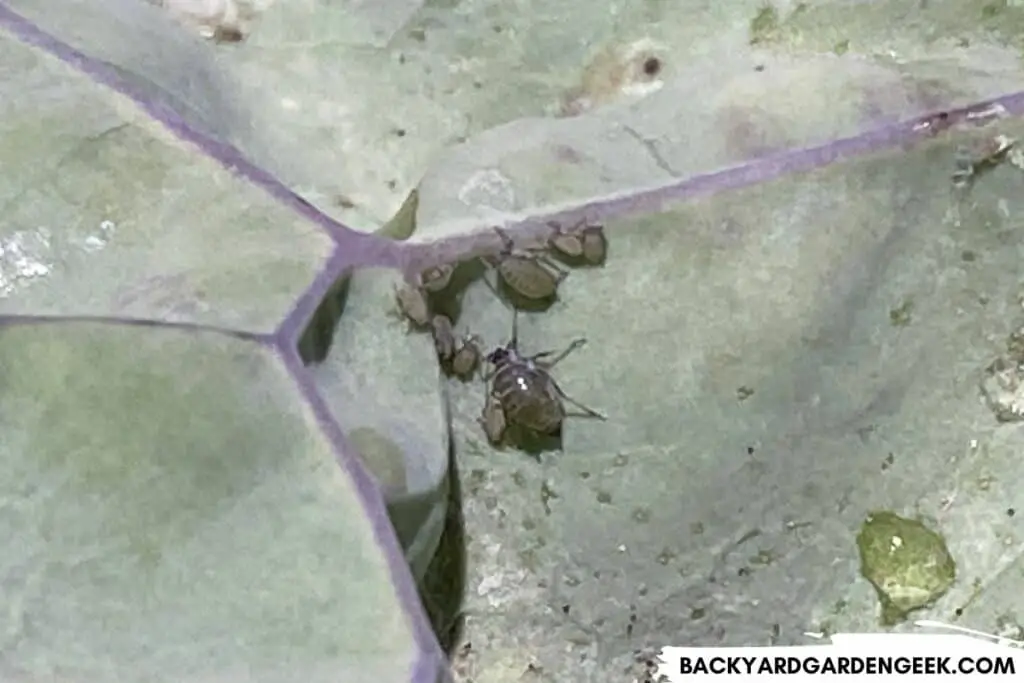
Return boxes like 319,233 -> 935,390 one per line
548,221 -> 585,258
579,224 -> 608,265
480,395 -> 508,445
450,334 -> 483,380
393,281 -> 431,328
432,316 -> 482,379
478,312 -> 605,445
430,314 -> 456,362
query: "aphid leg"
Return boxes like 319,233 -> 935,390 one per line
549,380 -> 607,421
537,254 -> 571,282
493,226 -> 516,254
479,343 -> 499,382
531,338 -> 587,369
479,261 -> 506,300
510,309 -> 521,349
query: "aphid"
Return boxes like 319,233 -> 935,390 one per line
548,220 -> 608,266
419,263 -> 455,293
430,314 -> 456,362
579,224 -> 608,265
432,315 -> 482,379
484,228 -> 569,301
548,221 -> 586,258
449,334 -> 482,380
480,395 -> 508,446
393,281 -> 431,328
478,311 -> 605,445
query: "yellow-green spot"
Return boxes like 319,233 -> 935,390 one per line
857,511 -> 957,626
750,3 -> 780,45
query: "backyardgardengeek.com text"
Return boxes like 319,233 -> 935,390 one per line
678,655 -> 1016,676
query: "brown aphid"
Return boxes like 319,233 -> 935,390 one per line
579,224 -> 608,265
548,221 -> 608,265
480,394 -> 508,445
485,227 -> 569,300
478,311 -> 605,445
420,263 -> 455,293
393,282 -> 431,328
548,221 -> 585,258
430,314 -> 456,362
450,334 -> 483,380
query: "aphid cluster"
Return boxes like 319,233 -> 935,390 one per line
391,218 -> 611,450
391,262 -> 481,381
391,261 -> 456,330
475,220 -> 610,448
482,220 -> 607,303
548,220 -> 608,266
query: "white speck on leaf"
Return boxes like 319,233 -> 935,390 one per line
82,236 -> 105,252
458,168 -> 517,211
0,229 -> 52,297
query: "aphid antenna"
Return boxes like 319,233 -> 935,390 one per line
493,226 -> 515,251
510,308 -> 520,351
